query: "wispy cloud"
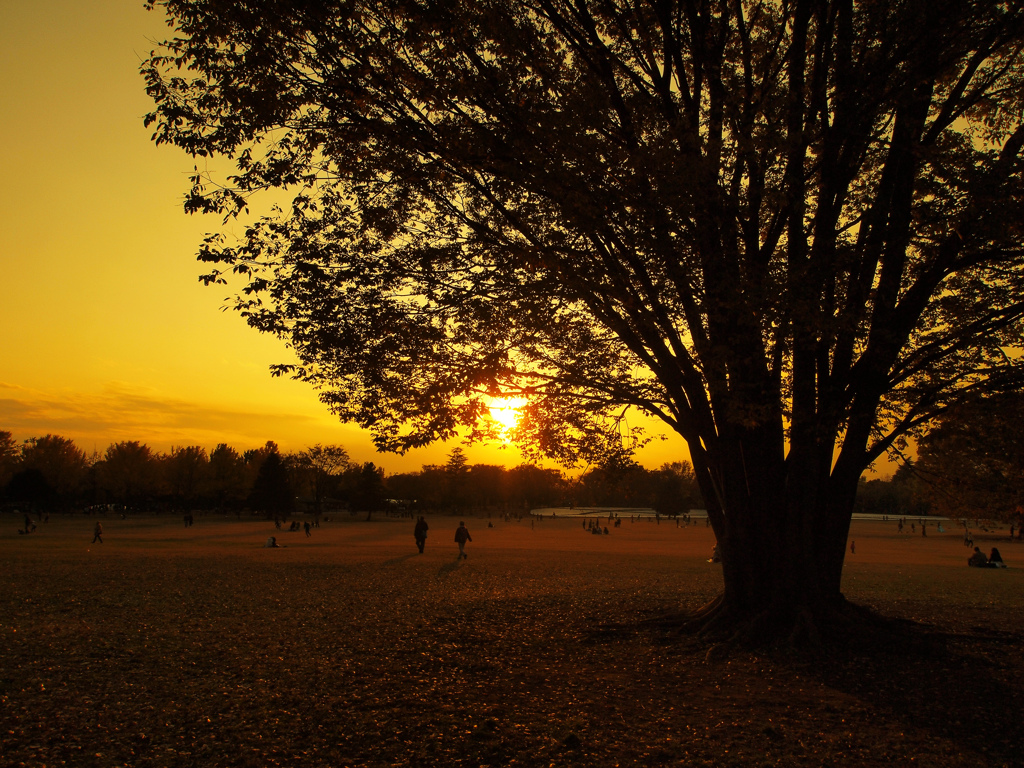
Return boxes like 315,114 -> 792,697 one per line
0,381 -> 334,453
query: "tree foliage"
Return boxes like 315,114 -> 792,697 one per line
19,434 -> 89,504
248,449 -> 295,515
914,392 -> 1024,520
143,0 -> 1024,634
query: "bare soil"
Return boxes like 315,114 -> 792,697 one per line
1,514 -> 1021,767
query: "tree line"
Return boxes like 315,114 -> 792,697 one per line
5,392 -> 1020,521
0,432 -> 702,517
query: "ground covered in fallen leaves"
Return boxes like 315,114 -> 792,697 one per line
2,513 -> 1022,767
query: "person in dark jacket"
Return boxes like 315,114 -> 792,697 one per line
454,521 -> 472,559
968,547 -> 990,567
414,516 -> 429,553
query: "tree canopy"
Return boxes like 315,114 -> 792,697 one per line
915,392 -> 1024,521
143,0 -> 1024,637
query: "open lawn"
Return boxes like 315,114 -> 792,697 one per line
2,513 -> 1022,767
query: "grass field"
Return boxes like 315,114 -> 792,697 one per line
2,513 -> 1022,767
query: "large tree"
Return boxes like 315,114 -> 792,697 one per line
144,0 -> 1024,639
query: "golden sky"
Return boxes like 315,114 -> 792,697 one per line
0,0 -> 690,473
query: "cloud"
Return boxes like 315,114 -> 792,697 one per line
0,380 -> 336,453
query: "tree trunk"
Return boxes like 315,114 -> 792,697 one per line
692,431 -> 860,644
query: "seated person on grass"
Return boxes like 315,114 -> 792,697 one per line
968,547 -> 991,568
989,547 -> 1007,568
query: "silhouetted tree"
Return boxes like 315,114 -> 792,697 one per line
579,455 -> 651,508
443,448 -> 471,511
651,461 -> 701,517
248,449 -> 294,517
852,471 -> 929,520
99,441 -> 159,509
6,468 -> 55,512
914,393 -> 1024,521
506,464 -> 567,511
208,443 -> 248,510
145,0 -> 1024,639
19,434 -> 88,507
0,430 -> 17,491
349,462 -> 385,520
465,464 -> 506,511
164,445 -> 209,509
384,471 -> 426,509
295,443 -> 350,519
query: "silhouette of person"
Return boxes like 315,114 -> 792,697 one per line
454,521 -> 472,559
304,521 -> 312,537
989,547 -> 1006,567
264,536 -> 280,548
850,540 -> 856,554
414,516 -> 429,553
968,546 -> 989,567
92,522 -> 103,544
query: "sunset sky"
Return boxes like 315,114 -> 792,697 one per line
0,0 -> 690,473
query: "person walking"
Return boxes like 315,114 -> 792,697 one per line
414,516 -> 429,553
454,521 -> 472,559
92,521 -> 103,544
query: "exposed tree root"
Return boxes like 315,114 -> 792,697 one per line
640,593 -> 921,659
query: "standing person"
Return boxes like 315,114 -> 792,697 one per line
92,521 -> 103,544
303,521 -> 312,537
454,521 -> 472,559
414,516 -> 429,553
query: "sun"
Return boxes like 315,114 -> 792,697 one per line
486,396 -> 527,437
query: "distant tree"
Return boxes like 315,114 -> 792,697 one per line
578,455 -> 652,508
505,464 -> 567,511
443,448 -> 471,510
6,468 -> 55,512
0,430 -> 17,491
242,440 -> 282,495
248,449 -> 294,517
295,444 -> 350,519
349,462 -> 385,520
914,393 -> 1024,521
208,443 -> 248,510
384,471 -> 426,509
164,445 -> 209,509
852,475 -> 928,519
651,461 -> 701,517
99,441 -> 159,508
19,434 -> 88,507
145,0 -> 1024,638
465,464 -> 507,511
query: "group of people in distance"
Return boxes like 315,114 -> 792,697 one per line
261,515 -> 1009,566
968,546 -> 1007,568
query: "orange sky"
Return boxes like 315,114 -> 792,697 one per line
0,1 -> 691,473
